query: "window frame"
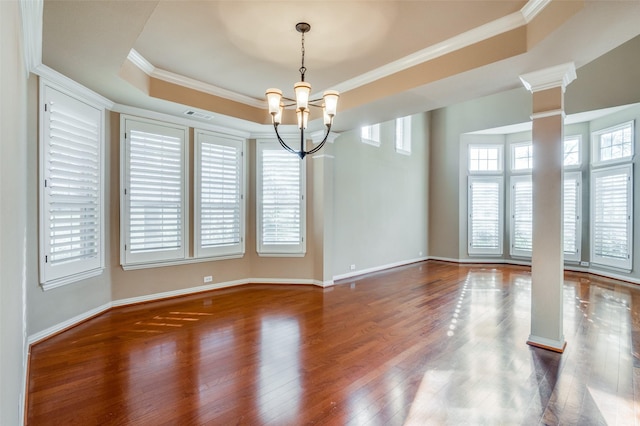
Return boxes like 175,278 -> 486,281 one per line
590,163 -> 633,271
563,135 -> 582,169
39,80 -> 106,290
361,123 -> 381,147
510,141 -> 533,172
395,116 -> 412,155
256,139 -> 307,257
468,175 -> 504,256
468,144 -> 504,174
591,121 -> 635,167
120,115 -> 189,267
194,130 -> 246,259
509,174 -> 533,258
563,171 -> 582,262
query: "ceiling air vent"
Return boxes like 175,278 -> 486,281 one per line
184,110 -> 213,120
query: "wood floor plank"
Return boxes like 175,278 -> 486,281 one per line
26,261 -> 640,425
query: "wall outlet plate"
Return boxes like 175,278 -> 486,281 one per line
204,275 -> 213,283
350,264 -> 356,271
580,261 -> 589,267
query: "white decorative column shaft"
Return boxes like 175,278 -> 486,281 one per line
519,63 -> 576,353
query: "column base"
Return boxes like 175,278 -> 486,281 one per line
527,335 -> 566,353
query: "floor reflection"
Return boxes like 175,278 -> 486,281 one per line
258,316 -> 301,423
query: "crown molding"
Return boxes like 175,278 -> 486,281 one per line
127,0 -> 550,107
112,103 -> 251,138
127,49 -> 265,109
311,130 -> 340,144
35,64 -> 114,109
19,0 -> 43,76
519,62 -> 577,93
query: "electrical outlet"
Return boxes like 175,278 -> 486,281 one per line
350,264 -> 356,271
580,261 -> 589,267
203,275 -> 213,283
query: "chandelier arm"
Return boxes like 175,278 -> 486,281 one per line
273,124 -> 300,157
306,124 -> 332,156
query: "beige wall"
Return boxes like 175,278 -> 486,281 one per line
1,1 -> 28,423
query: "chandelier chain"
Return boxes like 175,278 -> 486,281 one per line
299,31 -> 306,81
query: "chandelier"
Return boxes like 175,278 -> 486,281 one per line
265,22 -> 339,159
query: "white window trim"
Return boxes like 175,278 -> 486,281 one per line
510,141 -> 533,173
468,143 -> 504,175
39,79 -> 106,290
590,163 -> 633,271
563,135 -> 582,169
120,115 -> 189,266
591,120 -> 635,167
256,139 -> 307,257
194,130 -> 246,259
361,123 -> 381,147
563,171 -> 582,262
509,174 -> 532,258
468,175 -> 504,256
395,116 -> 411,155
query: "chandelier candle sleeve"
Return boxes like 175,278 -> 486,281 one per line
264,22 -> 339,159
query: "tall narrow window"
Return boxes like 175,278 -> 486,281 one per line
395,116 -> 411,155
591,164 -> 632,270
563,171 -> 582,261
361,123 -> 381,147
40,83 -> 104,288
195,130 -> 244,258
121,117 -> 188,265
510,175 -> 532,257
257,140 -> 306,255
468,176 -> 503,255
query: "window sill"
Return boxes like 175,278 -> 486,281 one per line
121,253 -> 244,271
41,267 -> 104,291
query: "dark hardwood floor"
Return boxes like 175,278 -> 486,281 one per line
27,261 -> 640,425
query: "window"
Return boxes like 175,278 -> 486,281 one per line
39,82 -> 104,289
592,121 -> 634,165
195,130 -> 245,258
590,164 -> 633,270
121,116 -> 188,265
468,176 -> 503,255
469,145 -> 503,173
509,175 -> 532,257
564,136 -> 581,167
563,171 -> 582,261
361,123 -> 381,147
257,140 -> 306,256
395,116 -> 411,155
511,142 -> 533,171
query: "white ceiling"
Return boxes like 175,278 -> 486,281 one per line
41,0 -> 640,134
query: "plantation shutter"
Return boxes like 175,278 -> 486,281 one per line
468,176 -> 503,255
123,119 -> 187,264
41,85 -> 103,285
195,132 -> 244,258
591,165 -> 632,270
511,176 -> 532,257
563,172 -> 581,260
257,141 -> 306,255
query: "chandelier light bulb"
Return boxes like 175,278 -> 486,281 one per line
294,82 -> 311,111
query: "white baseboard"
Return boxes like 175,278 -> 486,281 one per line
333,256 -> 428,281
28,302 -> 112,345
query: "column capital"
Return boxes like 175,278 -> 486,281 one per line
519,62 -> 576,93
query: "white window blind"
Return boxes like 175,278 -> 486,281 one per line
122,118 -> 188,265
591,164 -> 632,270
257,140 -> 306,255
468,176 -> 503,255
40,84 -> 104,287
563,172 -> 581,261
195,131 -> 244,258
510,175 -> 532,257
395,116 -> 411,154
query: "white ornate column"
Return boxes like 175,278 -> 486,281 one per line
519,63 -> 576,352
